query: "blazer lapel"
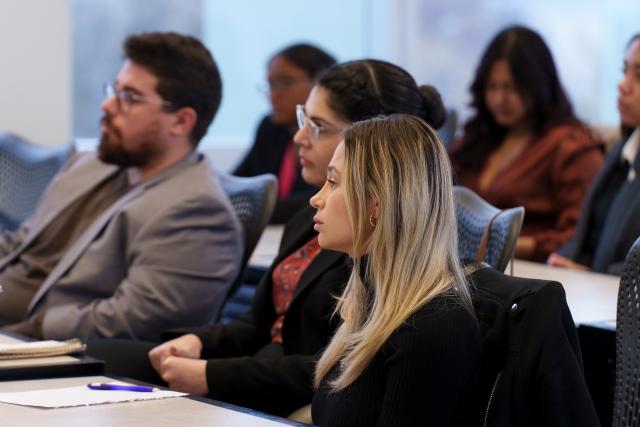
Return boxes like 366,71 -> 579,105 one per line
274,210 -> 317,266
292,248 -> 346,301
26,153 -> 202,313
27,185 -> 144,313
569,141 -> 624,257
592,177 -> 640,270
0,164 -> 118,271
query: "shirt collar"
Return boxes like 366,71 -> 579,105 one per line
126,150 -> 199,187
621,127 -> 640,181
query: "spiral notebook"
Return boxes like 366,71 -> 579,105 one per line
0,332 -> 103,380
0,339 -> 86,360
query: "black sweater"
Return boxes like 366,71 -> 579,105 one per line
312,294 -> 482,426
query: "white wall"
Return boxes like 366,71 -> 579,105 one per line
0,0 -> 71,147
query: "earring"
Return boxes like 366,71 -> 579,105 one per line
369,214 -> 377,228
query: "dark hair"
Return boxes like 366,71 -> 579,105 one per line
622,33 -> 640,139
316,59 -> 446,129
124,32 -> 222,146
272,43 -> 336,79
452,25 -> 580,171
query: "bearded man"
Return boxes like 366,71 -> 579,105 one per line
0,32 -> 243,341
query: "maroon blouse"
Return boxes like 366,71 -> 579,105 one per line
270,236 -> 321,343
450,125 -> 604,261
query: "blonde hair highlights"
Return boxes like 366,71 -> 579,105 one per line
314,114 -> 473,390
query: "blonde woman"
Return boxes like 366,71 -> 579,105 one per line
310,114 -> 481,426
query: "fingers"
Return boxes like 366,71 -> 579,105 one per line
547,253 -> 571,267
159,355 -> 178,384
148,343 -> 173,373
148,335 -> 203,376
157,356 -> 208,396
547,253 -> 562,266
547,253 -> 590,270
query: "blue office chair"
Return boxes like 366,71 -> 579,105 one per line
0,132 -> 73,231
613,236 -> 640,426
454,186 -> 524,272
216,172 -> 278,322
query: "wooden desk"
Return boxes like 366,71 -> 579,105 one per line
0,375 -> 305,427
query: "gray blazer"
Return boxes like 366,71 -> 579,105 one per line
0,152 -> 243,341
559,136 -> 640,274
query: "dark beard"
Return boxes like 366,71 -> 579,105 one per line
98,117 -> 160,168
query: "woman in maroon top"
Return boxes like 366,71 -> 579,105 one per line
449,26 -> 604,261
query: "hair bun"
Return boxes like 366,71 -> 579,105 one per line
418,85 -> 446,129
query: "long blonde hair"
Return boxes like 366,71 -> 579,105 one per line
314,114 -> 473,390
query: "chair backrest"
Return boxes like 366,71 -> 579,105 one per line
454,186 -> 524,272
0,132 -> 73,231
218,172 -> 278,263
613,236 -> 640,426
216,172 -> 278,292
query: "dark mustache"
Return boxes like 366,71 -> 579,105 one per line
100,115 -> 113,129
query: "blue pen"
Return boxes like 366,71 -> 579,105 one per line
87,382 -> 158,392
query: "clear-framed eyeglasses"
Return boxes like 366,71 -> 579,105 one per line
296,104 -> 343,141
103,83 -> 173,113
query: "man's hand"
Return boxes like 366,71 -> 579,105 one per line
159,356 -> 208,396
148,333 -> 203,374
3,313 -> 45,339
547,253 -> 590,270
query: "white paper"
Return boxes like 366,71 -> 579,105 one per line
0,381 -> 187,408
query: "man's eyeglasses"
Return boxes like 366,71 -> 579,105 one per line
258,77 -> 310,94
296,105 -> 343,141
103,83 -> 173,113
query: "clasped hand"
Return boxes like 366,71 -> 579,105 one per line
148,333 -> 208,396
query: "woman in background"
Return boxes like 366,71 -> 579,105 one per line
310,114 -> 481,426
143,60 -> 448,416
449,26 -> 603,261
234,43 -> 335,223
550,33 -> 640,274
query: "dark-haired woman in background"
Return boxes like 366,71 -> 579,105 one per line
234,43 -> 336,223
449,26 -> 604,261
550,34 -> 640,274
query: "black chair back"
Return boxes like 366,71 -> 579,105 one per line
613,236 -> 640,426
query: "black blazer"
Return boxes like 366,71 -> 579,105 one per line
559,135 -> 640,274
470,264 -> 600,427
184,206 -> 350,416
234,116 -> 316,224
